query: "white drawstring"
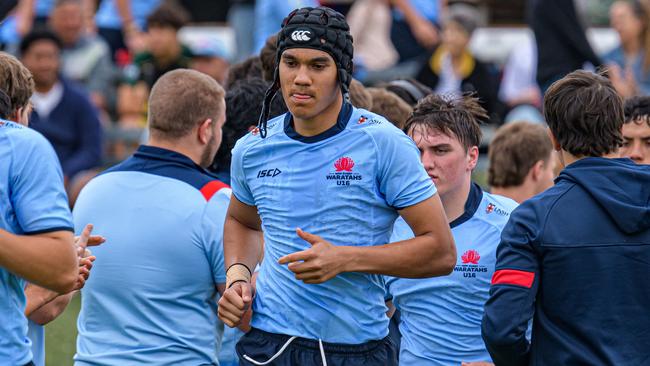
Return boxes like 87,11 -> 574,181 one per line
243,336 -> 296,365
318,339 -> 328,366
243,336 -> 328,366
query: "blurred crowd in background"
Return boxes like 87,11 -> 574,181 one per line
0,0 -> 645,199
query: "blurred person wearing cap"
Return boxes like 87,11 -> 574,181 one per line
189,36 -> 230,85
621,96 -> 650,164
416,8 -> 502,124
217,6 -> 455,366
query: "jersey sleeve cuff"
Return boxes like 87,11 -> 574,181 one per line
23,226 -> 75,235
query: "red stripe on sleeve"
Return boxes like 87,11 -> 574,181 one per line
200,180 -> 230,201
491,269 -> 535,288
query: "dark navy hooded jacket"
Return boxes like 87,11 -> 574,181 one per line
482,157 -> 650,366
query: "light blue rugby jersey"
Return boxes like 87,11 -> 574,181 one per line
0,120 -> 73,365
230,103 -> 436,344
73,146 -> 229,366
386,184 -> 518,365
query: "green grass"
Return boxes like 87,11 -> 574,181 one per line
45,294 -> 80,366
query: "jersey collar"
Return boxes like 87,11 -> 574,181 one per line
450,183 -> 483,229
284,102 -> 353,143
134,145 -> 216,177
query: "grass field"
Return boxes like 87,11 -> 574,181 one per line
45,294 -> 80,366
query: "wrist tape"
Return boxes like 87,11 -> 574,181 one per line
226,263 -> 252,289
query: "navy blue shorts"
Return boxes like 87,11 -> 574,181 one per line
236,328 -> 398,366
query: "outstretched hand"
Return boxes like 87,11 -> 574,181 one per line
278,228 -> 348,284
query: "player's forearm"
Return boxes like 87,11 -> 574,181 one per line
341,233 -> 456,278
28,291 -> 75,325
391,0 -> 426,26
0,230 -> 77,293
24,283 -> 60,317
223,214 -> 263,273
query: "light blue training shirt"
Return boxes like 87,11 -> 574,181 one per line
0,119 -> 73,365
230,103 -> 436,344
386,184 -> 518,365
73,145 -> 230,365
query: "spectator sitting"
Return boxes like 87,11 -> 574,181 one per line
134,2 -> 191,89
92,0 -> 162,60
49,0 -> 115,116
390,0 -> 443,62
604,0 -> 650,97
488,121 -> 556,203
188,35 -> 230,85
20,29 -> 102,185
116,2 -> 191,127
349,78 -> 373,110
621,96 -> 650,164
416,10 -> 502,123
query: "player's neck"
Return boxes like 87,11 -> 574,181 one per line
148,136 -> 203,166
441,178 -> 472,223
490,185 -> 534,204
293,93 -> 343,137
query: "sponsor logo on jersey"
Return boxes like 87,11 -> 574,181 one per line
257,168 -> 282,178
455,249 -> 488,278
291,29 -> 312,42
327,157 -> 362,186
357,115 -> 382,126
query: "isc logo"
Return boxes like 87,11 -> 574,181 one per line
257,168 -> 282,178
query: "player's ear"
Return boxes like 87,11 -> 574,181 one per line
467,145 -> 479,171
530,160 -> 545,182
197,118 -> 213,144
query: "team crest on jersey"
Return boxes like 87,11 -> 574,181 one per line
455,249 -> 488,278
486,202 -> 509,216
326,157 -> 362,186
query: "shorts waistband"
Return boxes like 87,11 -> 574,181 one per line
248,328 -> 389,355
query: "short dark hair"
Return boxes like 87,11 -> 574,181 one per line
488,121 -> 553,188
624,96 -> 650,127
260,34 -> 278,82
225,56 -> 263,88
210,77 -> 287,171
404,93 -> 486,151
19,28 -> 62,55
148,69 -> 225,139
0,89 -> 12,119
146,2 -> 189,30
543,70 -> 624,156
